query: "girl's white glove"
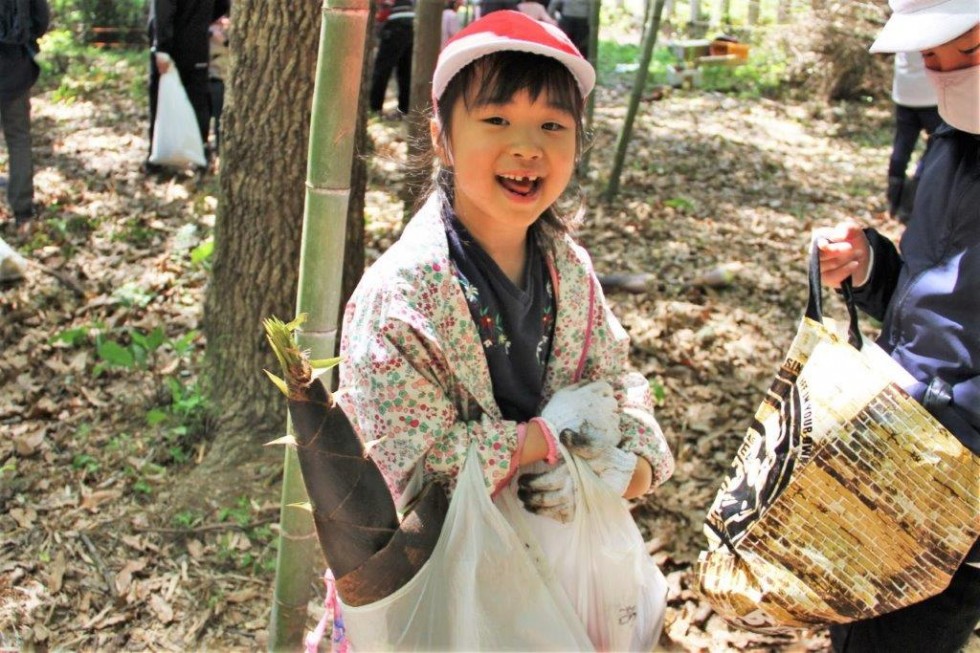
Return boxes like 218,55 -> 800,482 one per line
517,461 -> 575,523
540,380 -> 621,459
585,447 -> 638,497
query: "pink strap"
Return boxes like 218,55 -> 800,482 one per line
573,273 -> 596,383
544,255 -> 597,384
305,569 -> 350,653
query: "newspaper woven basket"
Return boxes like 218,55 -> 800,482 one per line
696,243 -> 980,633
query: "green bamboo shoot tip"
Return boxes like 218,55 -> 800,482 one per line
285,313 -> 308,331
309,356 -> 342,370
264,369 -> 289,396
286,501 -> 313,513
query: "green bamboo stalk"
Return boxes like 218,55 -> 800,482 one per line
603,0 -> 666,202
267,0 -> 369,648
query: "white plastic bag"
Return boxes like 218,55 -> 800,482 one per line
340,444 -> 593,651
498,448 -> 668,652
0,236 -> 27,281
149,58 -> 206,168
339,444 -> 666,651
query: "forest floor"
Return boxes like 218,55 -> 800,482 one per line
2,43 -> 976,652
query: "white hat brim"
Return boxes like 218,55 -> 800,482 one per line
870,0 -> 979,53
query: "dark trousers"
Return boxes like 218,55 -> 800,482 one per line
888,104 -> 941,180
148,54 -> 211,159
0,88 -> 33,217
558,15 -> 590,61
369,21 -> 413,115
209,77 -> 224,154
830,541 -> 980,653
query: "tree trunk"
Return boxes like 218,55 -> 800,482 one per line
577,0 -> 602,177
402,0 -> 443,216
748,0 -> 760,24
777,0 -> 790,22
603,0 -> 666,202
203,1 -> 322,449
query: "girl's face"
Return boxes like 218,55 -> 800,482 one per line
435,84 -> 577,238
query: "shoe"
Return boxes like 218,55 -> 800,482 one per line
11,214 -> 37,238
13,201 -> 41,223
141,160 -> 165,176
886,175 -> 904,220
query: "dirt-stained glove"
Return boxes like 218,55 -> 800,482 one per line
517,461 -> 576,523
540,380 -> 621,459
585,446 -> 638,497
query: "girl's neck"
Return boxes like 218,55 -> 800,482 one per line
454,207 -> 530,286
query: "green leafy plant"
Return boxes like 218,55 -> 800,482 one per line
218,497 -> 255,527
173,510 -> 203,529
71,453 -> 101,474
190,238 -> 215,269
649,377 -> 667,405
0,459 -> 17,480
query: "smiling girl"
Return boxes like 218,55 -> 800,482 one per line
337,10 -> 674,649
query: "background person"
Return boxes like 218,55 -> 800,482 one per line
0,0 -> 49,230
208,12 -> 230,159
146,0 -> 230,173
369,0 -> 414,119
816,1 -> 979,650
547,0 -> 589,59
886,51 -> 940,222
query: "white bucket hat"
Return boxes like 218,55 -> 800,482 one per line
432,10 -> 596,106
870,0 -> 980,53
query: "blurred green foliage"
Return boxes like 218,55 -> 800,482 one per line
50,0 -> 147,36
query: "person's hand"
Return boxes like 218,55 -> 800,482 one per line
584,446 -> 637,497
540,380 -> 620,459
154,52 -> 172,74
814,221 -> 871,288
517,461 -> 575,523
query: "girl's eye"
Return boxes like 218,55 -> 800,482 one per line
960,43 -> 979,55
483,116 -> 508,126
543,122 -> 567,132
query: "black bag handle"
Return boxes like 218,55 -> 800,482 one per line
806,238 -> 863,350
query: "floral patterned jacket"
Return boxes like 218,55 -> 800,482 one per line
338,196 -> 674,506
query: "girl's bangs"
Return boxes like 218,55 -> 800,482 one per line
464,52 -> 582,116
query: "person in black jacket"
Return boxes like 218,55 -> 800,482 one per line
369,0 -> 414,118
0,0 -> 49,230
146,0 -> 230,172
817,1 -> 979,650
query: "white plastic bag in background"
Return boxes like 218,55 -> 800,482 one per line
339,444 -> 595,651
497,447 -> 669,652
149,56 -> 206,168
0,236 -> 27,281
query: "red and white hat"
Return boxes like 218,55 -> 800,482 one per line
432,10 -> 596,104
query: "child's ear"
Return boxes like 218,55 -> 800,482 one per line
430,117 -> 449,166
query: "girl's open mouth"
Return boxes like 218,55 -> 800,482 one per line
497,174 -> 542,197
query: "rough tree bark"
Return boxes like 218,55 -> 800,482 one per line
402,0 -> 443,215
202,3 -> 322,456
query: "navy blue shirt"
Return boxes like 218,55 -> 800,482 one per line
444,209 -> 555,422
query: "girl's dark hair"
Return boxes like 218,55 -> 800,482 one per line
429,51 -> 587,237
